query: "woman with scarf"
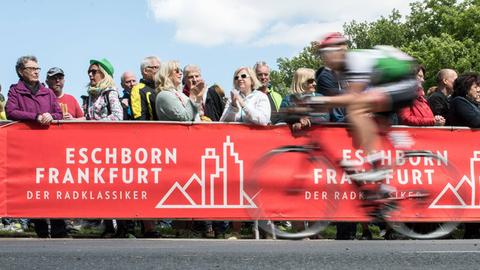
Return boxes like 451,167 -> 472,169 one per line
84,58 -> 122,237
85,58 -> 123,121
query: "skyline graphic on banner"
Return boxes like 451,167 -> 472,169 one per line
430,151 -> 480,209
156,136 -> 257,209
155,140 -> 479,210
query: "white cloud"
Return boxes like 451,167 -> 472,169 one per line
148,0 -> 415,47
253,21 -> 344,47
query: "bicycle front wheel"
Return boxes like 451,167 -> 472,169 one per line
387,151 -> 464,239
246,146 -> 338,239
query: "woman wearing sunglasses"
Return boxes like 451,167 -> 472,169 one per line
155,61 -> 199,122
83,58 -> 123,238
85,58 -> 123,121
280,68 -> 330,130
220,67 -> 271,125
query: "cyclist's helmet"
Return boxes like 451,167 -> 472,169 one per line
314,32 -> 347,51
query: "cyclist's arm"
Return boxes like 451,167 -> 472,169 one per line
347,81 -> 368,94
308,81 -> 368,108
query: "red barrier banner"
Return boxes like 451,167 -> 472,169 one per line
0,122 -> 479,221
0,126 -> 6,217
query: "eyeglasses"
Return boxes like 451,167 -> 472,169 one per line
48,75 -> 64,81
256,72 -> 269,77
88,69 -> 100,75
306,78 -> 315,84
319,46 -> 347,53
174,68 -> 182,73
234,74 -> 249,80
24,67 -> 41,72
146,65 -> 160,70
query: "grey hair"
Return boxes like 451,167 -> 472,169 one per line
140,56 -> 161,72
182,64 -> 201,85
253,61 -> 269,72
120,71 -> 134,84
15,55 -> 38,78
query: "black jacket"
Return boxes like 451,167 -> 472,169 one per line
130,79 -> 158,120
448,96 -> 480,127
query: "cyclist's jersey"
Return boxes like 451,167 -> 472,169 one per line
344,46 -> 418,110
344,45 -> 416,86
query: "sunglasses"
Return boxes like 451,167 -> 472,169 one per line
234,74 -> 249,80
306,78 -> 315,84
88,69 -> 100,75
319,46 -> 347,53
24,66 -> 41,72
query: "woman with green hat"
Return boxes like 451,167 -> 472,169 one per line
85,58 -> 122,237
85,58 -> 123,120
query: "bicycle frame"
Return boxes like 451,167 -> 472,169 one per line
247,122 -> 465,239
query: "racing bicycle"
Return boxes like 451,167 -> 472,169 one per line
247,110 -> 464,240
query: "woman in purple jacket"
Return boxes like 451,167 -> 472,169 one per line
5,55 -> 62,125
5,56 -> 66,238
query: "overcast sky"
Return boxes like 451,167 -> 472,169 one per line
0,0 -> 416,100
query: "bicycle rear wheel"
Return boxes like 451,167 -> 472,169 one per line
246,146 -> 338,239
386,151 -> 464,239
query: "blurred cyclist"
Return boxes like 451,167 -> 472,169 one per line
308,33 -> 418,180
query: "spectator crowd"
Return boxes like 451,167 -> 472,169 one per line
1,32 -> 480,239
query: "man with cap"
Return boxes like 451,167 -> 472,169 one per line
46,67 -> 84,120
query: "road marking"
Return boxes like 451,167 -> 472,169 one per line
413,251 -> 480,254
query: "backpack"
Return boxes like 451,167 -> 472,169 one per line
102,89 -> 130,120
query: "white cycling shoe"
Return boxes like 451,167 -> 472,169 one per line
340,152 -> 390,182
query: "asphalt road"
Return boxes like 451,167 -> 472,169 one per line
0,239 -> 479,270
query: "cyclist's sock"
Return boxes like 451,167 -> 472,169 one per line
349,169 -> 390,182
342,151 -> 390,182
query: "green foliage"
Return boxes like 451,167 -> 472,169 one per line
271,0 -> 480,91
344,9 -> 408,49
402,33 -> 480,86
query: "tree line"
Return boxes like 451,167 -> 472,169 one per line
270,0 -> 480,96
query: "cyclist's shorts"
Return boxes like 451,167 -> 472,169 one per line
376,78 -> 417,111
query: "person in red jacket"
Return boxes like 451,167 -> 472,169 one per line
398,65 -> 445,126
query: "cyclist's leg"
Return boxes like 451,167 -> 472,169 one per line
346,90 -> 390,154
342,84 -> 414,182
346,79 -> 417,158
